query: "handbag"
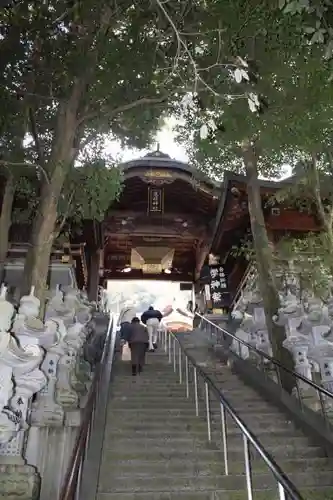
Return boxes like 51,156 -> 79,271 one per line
121,342 -> 131,362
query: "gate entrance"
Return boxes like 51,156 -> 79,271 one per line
102,150 -> 221,283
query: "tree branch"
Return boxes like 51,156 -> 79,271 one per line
0,159 -> 50,184
28,107 -> 46,167
54,189 -> 76,237
154,0 -> 239,99
310,152 -> 328,228
77,95 -> 168,126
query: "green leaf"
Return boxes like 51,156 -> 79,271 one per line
304,26 -> 316,34
283,1 -> 299,14
324,39 -> 333,59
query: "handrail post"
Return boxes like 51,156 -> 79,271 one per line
205,382 -> 211,441
220,403 -> 229,475
278,483 -> 287,500
185,356 -> 189,398
243,435 -> 253,500
194,366 -> 199,416
318,389 -> 329,427
168,332 -> 171,363
178,348 -> 182,384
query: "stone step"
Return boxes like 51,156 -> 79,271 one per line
108,408 -> 292,422
111,394 -> 192,402
109,404 -> 201,411
112,380 -> 184,387
108,410 -> 294,424
104,426 -> 303,441
97,470 -> 333,493
108,401 -> 275,411
113,373 -> 182,379
102,457 -> 333,476
111,386 -> 188,394
111,389 -> 266,400
105,417 -> 294,433
101,353 -> 332,500
107,408 -> 200,417
102,442 -> 326,462
96,488 -> 333,500
115,366 -> 177,372
211,389 -> 272,401
112,373 -> 182,380
208,402 -> 283,414
102,435 -> 315,454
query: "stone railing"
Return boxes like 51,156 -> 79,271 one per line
0,283 -> 109,500
229,270 -> 333,416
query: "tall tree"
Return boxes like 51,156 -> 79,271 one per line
274,151 -> 333,280
1,0 -> 193,300
280,0 -> 333,62
0,79 -> 31,280
157,0 -> 332,388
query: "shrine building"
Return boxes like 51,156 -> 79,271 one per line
208,172 -> 320,311
1,152 -> 321,312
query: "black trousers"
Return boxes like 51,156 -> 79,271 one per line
129,342 -> 147,373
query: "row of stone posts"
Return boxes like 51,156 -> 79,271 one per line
0,283 -> 108,499
231,272 -> 333,411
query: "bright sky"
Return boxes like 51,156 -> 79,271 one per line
104,118 -> 292,178
107,280 -> 191,308
104,117 -> 188,163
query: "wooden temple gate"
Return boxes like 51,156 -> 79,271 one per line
1,152 -> 322,312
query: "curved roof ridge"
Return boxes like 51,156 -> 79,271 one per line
119,149 -> 221,189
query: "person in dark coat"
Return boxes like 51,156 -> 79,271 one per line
141,305 -> 163,351
127,317 -> 149,376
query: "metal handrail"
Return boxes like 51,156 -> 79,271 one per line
59,313 -> 115,500
196,312 -> 333,423
158,327 -> 304,500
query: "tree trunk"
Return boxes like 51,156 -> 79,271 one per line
0,174 -> 15,282
22,83 -> 83,304
309,155 -> 333,276
241,138 -> 295,393
323,222 -> 333,278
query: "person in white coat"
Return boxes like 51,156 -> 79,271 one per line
141,306 -> 163,351
118,303 -> 137,342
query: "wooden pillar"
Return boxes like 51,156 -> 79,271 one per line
88,249 -> 100,302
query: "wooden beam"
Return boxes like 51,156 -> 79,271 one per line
88,249 -> 101,302
194,240 -> 211,281
266,211 -> 319,232
104,226 -> 208,242
105,210 -> 211,225
122,169 -> 218,196
104,269 -> 194,282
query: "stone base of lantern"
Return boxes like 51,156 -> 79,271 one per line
0,464 -> 40,500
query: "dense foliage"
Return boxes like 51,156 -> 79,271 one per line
1,0 -> 333,318
0,0 -> 214,296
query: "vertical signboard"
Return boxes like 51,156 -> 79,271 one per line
208,264 -> 230,314
148,186 -> 164,214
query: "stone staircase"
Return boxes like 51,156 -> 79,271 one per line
96,346 -> 333,500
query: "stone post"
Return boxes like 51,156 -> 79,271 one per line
0,285 -> 47,500
25,287 -> 95,500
